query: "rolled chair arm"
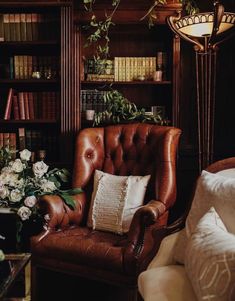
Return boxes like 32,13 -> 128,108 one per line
128,200 -> 166,239
123,200 -> 167,274
37,192 -> 87,231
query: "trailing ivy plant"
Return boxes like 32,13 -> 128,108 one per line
94,90 -> 168,126
83,0 -> 199,61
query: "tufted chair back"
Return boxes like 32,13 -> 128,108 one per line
73,123 -> 180,217
31,123 -> 181,301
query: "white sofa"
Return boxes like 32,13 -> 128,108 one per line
138,158 -> 235,301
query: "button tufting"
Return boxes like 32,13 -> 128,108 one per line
87,153 -> 93,158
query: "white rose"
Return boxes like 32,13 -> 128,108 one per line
1,166 -> 12,174
19,149 -> 31,161
10,189 -> 23,203
17,206 -> 31,221
15,178 -> 24,189
0,185 -> 9,199
24,195 -> 37,208
8,174 -> 20,187
33,161 -> 49,178
11,159 -> 24,173
40,179 -> 57,192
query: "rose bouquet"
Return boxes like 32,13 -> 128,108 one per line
0,147 -> 81,246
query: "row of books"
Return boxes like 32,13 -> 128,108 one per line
6,55 -> 59,80
84,55 -> 168,82
0,13 -> 59,42
0,132 -> 16,151
81,90 -> 108,113
3,88 -> 59,120
18,128 -> 58,160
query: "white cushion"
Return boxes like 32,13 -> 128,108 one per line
138,265 -> 197,301
185,207 -> 235,301
87,170 -> 150,234
174,170 -> 235,264
148,230 -> 183,268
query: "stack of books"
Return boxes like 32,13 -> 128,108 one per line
81,90 -> 108,113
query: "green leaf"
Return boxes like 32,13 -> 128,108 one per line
59,193 -> 76,210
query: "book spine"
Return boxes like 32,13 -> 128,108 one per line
23,55 -> 28,79
14,14 -> 20,41
13,95 -> 20,120
9,57 -> 14,79
14,56 -> 20,79
0,133 -> 3,148
3,14 -> 10,41
25,129 -> 32,150
20,13 -> 27,41
18,55 -> 24,79
26,14 -> 32,41
9,13 -> 15,41
18,92 -> 25,120
28,92 -> 35,119
24,92 -> 30,120
3,132 -> 10,148
18,127 -> 26,150
9,133 -> 16,156
4,88 -> 14,120
0,14 -> 4,41
31,13 -> 38,41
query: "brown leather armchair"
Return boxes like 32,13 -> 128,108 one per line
31,123 -> 181,300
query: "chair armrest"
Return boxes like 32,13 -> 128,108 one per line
123,200 -> 167,274
38,192 -> 87,231
132,200 -> 166,228
147,229 -> 184,269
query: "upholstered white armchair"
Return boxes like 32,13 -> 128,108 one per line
138,157 -> 235,301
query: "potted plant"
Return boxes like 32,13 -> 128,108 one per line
94,89 -> 168,126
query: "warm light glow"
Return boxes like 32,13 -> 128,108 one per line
175,12 -> 235,38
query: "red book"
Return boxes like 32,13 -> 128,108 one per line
18,92 -> 25,120
18,127 -> 26,150
13,95 -> 20,120
28,92 -> 35,119
9,133 -> 16,158
4,88 -> 14,120
0,133 -> 3,148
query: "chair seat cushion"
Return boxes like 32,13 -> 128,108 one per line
138,265 -> 197,301
31,227 -> 127,273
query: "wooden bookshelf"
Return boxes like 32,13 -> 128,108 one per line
75,3 -> 181,129
0,2 -> 74,165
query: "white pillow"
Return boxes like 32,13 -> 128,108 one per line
185,207 -> 235,301
174,170 -> 235,264
87,170 -> 151,234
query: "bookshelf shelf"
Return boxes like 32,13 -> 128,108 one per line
81,80 -> 172,86
0,40 -> 60,47
0,119 -> 58,124
0,79 -> 59,84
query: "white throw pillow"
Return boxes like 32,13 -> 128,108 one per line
87,170 -> 151,234
174,170 -> 235,264
185,207 -> 235,301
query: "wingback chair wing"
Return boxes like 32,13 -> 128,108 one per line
138,157 -> 235,301
31,123 -> 181,300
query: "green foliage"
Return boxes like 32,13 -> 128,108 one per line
94,90 -> 167,126
83,0 -> 120,61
